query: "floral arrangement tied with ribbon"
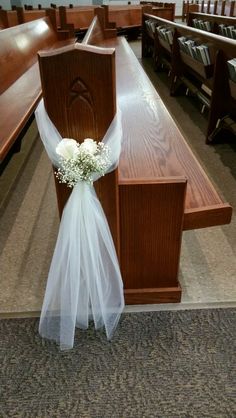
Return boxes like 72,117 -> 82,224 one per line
55,138 -> 111,187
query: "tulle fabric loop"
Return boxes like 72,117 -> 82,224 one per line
35,99 -> 124,350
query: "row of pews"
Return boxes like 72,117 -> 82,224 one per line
182,0 -> 236,21
143,10 -> 236,143
0,14 -> 75,164
0,4 -> 175,36
187,10 -> 236,35
0,7 -> 232,304
0,5 -> 175,165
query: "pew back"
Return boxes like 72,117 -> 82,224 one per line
187,11 -> 236,35
59,6 -> 95,32
16,7 -> 60,28
17,8 -> 46,23
0,18 -> 59,95
143,13 -> 236,141
0,10 -> 18,28
0,17 -> 75,162
59,4 -> 175,37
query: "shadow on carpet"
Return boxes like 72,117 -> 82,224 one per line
0,309 -> 235,418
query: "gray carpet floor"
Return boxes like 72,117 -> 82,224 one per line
0,309 -> 235,418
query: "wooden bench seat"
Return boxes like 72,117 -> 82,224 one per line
37,10 -> 232,304
0,17 -> 75,163
95,35 -> 232,231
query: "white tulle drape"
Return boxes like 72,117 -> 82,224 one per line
35,99 -> 124,350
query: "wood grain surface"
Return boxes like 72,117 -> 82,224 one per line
0,17 -> 75,162
97,36 -> 231,230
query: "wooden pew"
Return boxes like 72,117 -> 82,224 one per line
142,13 -> 236,142
16,6 -> 61,29
187,11 -> 236,37
59,6 -> 96,36
37,8 -> 232,305
230,1 -> 236,16
0,17 -> 75,163
151,5 -> 175,21
0,9 -> 18,28
198,0 -> 234,16
59,4 -> 175,39
107,5 -> 141,38
16,7 -> 47,23
182,1 -> 200,22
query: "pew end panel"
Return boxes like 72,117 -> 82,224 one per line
207,48 -> 236,142
0,10 -> 19,28
37,43 -> 120,252
59,6 -> 95,36
120,178 -> 187,304
144,15 -> 236,142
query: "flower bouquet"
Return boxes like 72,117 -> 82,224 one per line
56,138 -> 111,187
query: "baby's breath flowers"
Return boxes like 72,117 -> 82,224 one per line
55,138 -> 111,188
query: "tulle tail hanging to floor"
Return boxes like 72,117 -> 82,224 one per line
35,99 -> 124,350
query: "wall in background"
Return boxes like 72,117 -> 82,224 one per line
1,0 -> 11,9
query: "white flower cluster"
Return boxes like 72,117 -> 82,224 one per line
55,138 -> 111,187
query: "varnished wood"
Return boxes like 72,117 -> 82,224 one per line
101,36 -> 231,229
59,6 -> 95,32
120,180 -> 186,303
0,10 -> 18,28
0,17 -> 75,162
143,13 -> 236,142
38,20 -> 120,252
184,204 -> 232,229
207,49 -> 235,142
83,9 -> 116,43
58,4 -> 175,37
16,7 -> 46,24
151,6 -> 175,20
16,7 -> 60,30
0,19 -> 57,94
182,1 -> 199,21
124,287 -> 182,304
2,7 -> 232,304
182,0 -> 236,19
38,43 -> 116,140
230,1 -> 235,16
213,1 -> 218,14
187,11 -> 236,33
221,0 -> 226,15
93,30 -> 231,301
